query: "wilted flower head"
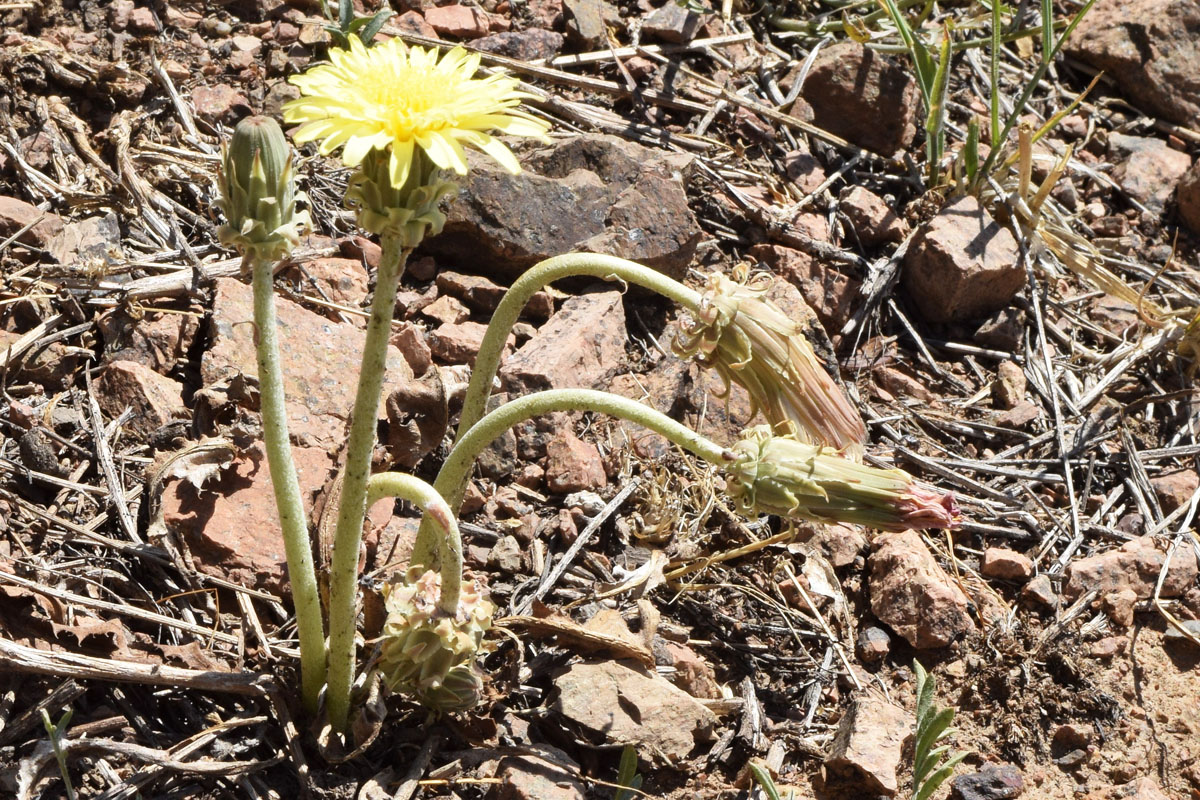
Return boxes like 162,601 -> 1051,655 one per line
283,36 -> 551,190
674,268 -> 867,459
216,116 -> 308,261
725,426 -> 960,531
377,568 -> 494,712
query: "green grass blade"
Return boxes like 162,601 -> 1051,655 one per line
990,0 -> 1001,146
925,25 -> 952,183
748,760 -> 784,800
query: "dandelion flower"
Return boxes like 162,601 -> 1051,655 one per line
283,36 -> 550,189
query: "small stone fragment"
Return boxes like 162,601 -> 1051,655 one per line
981,547 -> 1033,581
1063,535 -> 1198,601
421,295 -> 471,326
501,291 -> 626,394
1149,468 -> 1199,513
641,2 -> 704,43
495,751 -> 587,800
488,535 -> 524,574
823,695 -> 909,796
427,321 -> 495,365
1102,587 -> 1138,627
839,185 -> 907,247
1177,157 -> 1200,234
856,626 -> 891,664
95,360 -> 186,440
950,763 -> 1025,800
424,4 -> 490,38
992,362 -> 1026,410
869,530 -> 975,649
1109,133 -> 1192,212
190,84 -> 249,125
561,0 -> 618,46
474,29 -> 565,61
544,432 -> 606,493
1021,574 -> 1058,611
0,195 -> 63,248
903,195 -> 1023,323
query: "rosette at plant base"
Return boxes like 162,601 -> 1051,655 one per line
282,35 -> 551,190
725,426 -> 960,531
377,568 -> 495,712
216,116 -> 309,261
673,268 -> 868,459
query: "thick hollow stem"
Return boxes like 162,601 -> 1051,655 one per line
250,255 -> 326,715
453,253 -> 703,449
325,236 -> 409,733
411,389 -> 729,571
365,473 -> 462,615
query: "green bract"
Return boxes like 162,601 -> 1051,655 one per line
216,116 -> 309,261
344,148 -> 456,245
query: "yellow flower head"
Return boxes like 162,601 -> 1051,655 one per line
283,35 -> 550,189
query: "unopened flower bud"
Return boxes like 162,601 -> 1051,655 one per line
725,426 -> 960,531
216,115 -> 309,261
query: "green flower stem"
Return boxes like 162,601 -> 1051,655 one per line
249,254 -> 325,715
365,472 -> 462,615
326,234 -> 409,733
453,253 -> 704,450
410,388 -> 730,572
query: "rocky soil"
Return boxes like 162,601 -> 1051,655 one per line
0,0 -> 1199,799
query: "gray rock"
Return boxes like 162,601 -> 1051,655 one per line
1108,133 -> 1192,212
951,764 -> 1024,800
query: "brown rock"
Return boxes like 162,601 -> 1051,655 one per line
951,764 -> 1024,800
1022,574 -> 1059,611
427,320 -> 501,365
1089,635 -> 1126,658
98,309 -> 200,375
552,660 -> 716,761
823,695 -> 910,796
784,148 -> 827,194
190,84 -> 249,124
994,400 -> 1041,429
421,294 -> 471,326
488,534 -> 524,574
798,41 -> 919,156
162,443 -> 332,594
839,185 -> 907,247
384,368 -> 449,468
47,212 -> 122,269
544,432 -> 606,493
1176,158 -> 1200,233
95,360 -> 186,439
436,270 -> 554,318
1149,468 -> 1199,513
203,278 -> 414,449
1063,535 -> 1199,600
495,751 -> 587,800
748,243 -> 860,331
501,290 -> 626,394
992,361 -> 1026,410
856,626 -> 891,663
642,1 -> 704,43
799,523 -> 869,569
561,0 -> 619,46
869,530 -> 975,649
981,547 -> 1034,581
0,329 -> 81,388
284,257 -> 368,307
474,29 -> 564,61
424,4 -> 490,38
903,195 -> 1023,323
427,135 -> 703,280
390,322 -> 432,375
128,6 -> 157,33
1103,588 -> 1138,627
1109,133 -> 1192,212
1067,0 -> 1200,127
661,641 -> 721,699
0,195 -> 63,248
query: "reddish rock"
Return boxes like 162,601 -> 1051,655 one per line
903,195 -> 1023,323
390,322 -> 432,375
797,41 -> 919,157
1089,635 -> 1126,659
190,84 -> 249,125
1109,133 -> 1192,212
421,294 -> 471,326
868,530 -> 975,649
1103,587 -> 1138,627
1067,0 -> 1200,127
0,196 -> 64,248
99,309 -> 200,375
424,4 -> 490,38
784,148 -> 826,194
1063,535 -> 1198,601
0,329 -> 81,388
436,270 -> 554,318
981,547 -> 1034,581
544,431 -> 606,493
47,212 -> 122,270
1149,468 -> 1199,513
527,0 -> 564,28
391,10 -> 438,38
338,235 -> 382,270
95,360 -> 186,439
839,185 -> 907,247
474,29 -> 565,61
501,290 -> 626,394
749,243 -> 860,331
800,523 -> 869,569
856,626 -> 891,663
552,660 -> 716,760
495,751 -> 586,800
824,695 -> 909,796
994,400 -> 1041,429
162,443 -> 332,594
1021,574 -> 1059,611
992,361 -> 1026,410
662,641 -> 721,699
284,257 -> 368,307
110,0 -> 133,29
128,6 -> 158,33
428,320 -> 503,364
203,278 -> 415,449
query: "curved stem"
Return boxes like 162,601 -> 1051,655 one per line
411,389 -> 730,572
454,253 -> 703,449
365,473 -> 462,615
250,254 -> 325,715
325,236 -> 409,733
